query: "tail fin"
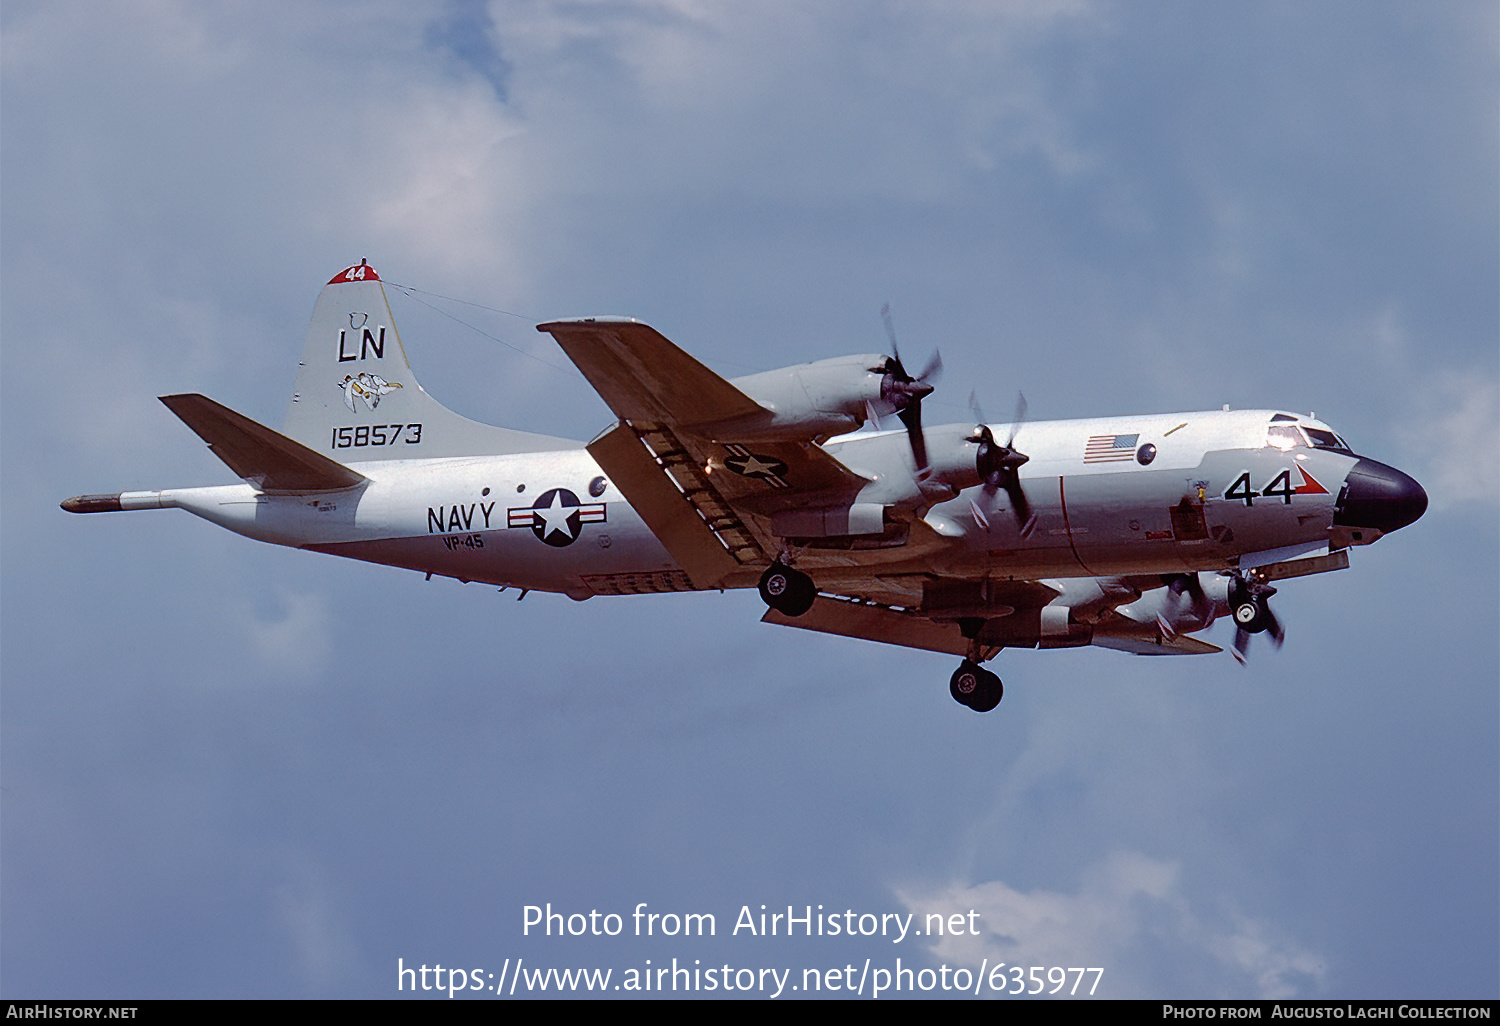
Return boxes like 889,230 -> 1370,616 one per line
280,262 -> 576,459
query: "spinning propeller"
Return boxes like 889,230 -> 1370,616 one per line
968,391 -> 1036,537
877,304 -> 942,473
1227,571 -> 1285,664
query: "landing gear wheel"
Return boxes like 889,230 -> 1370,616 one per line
950,661 -> 1003,712
970,669 -> 1003,712
758,562 -> 816,617
950,661 -> 981,706
1233,599 -> 1268,634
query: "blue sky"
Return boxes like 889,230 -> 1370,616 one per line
3,0 -> 1496,999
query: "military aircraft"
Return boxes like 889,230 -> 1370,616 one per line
63,261 -> 1427,712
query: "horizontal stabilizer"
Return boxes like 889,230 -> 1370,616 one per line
160,393 -> 367,493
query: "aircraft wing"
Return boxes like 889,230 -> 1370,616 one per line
540,318 -> 765,427
762,594 -> 981,658
765,584 -> 1224,657
540,319 -> 869,587
1089,634 -> 1223,656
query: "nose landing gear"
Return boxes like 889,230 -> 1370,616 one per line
1227,572 -> 1285,663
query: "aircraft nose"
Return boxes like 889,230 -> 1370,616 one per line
1334,458 -> 1428,534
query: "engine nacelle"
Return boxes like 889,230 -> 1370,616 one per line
912,424 -> 987,492
714,354 -> 896,442
1114,574 -> 1232,635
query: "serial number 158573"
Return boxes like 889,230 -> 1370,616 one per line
331,423 -> 422,449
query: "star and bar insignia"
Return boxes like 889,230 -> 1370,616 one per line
508,488 -> 607,547
722,444 -> 790,488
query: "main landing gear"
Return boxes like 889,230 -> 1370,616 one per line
757,560 -> 1004,713
950,659 -> 1003,713
758,560 -> 816,617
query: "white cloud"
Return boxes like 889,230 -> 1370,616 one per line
1401,368 -> 1500,510
239,591 -> 331,679
273,852 -> 361,993
485,0 -> 1105,202
901,850 -> 1326,998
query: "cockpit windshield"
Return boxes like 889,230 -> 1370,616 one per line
1266,425 -> 1304,451
1302,426 -> 1352,453
1265,419 -> 1353,454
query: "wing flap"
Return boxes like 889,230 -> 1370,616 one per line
763,595 -> 973,657
587,422 -> 744,588
160,393 -> 366,493
544,319 -> 869,559
1256,548 -> 1350,582
1091,634 -> 1223,656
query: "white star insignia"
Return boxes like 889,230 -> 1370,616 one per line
532,491 -> 577,540
733,454 -> 777,477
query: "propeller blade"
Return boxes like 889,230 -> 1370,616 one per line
1232,628 -> 1251,665
1005,391 -> 1029,449
968,498 -> 990,531
880,302 -> 901,370
898,399 -> 929,472
1265,606 -> 1285,648
916,349 -> 943,387
999,470 -> 1034,536
880,304 -> 941,474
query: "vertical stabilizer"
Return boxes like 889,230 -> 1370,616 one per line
280,262 -> 577,459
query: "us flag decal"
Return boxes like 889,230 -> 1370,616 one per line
1084,433 -> 1139,462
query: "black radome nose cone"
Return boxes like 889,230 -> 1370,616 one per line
1335,458 -> 1428,534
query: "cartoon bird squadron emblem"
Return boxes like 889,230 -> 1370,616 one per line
339,372 -> 402,412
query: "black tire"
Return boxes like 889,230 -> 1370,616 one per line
759,563 -> 816,617
784,574 -> 816,616
950,661 -> 982,707
970,669 -> 1003,713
